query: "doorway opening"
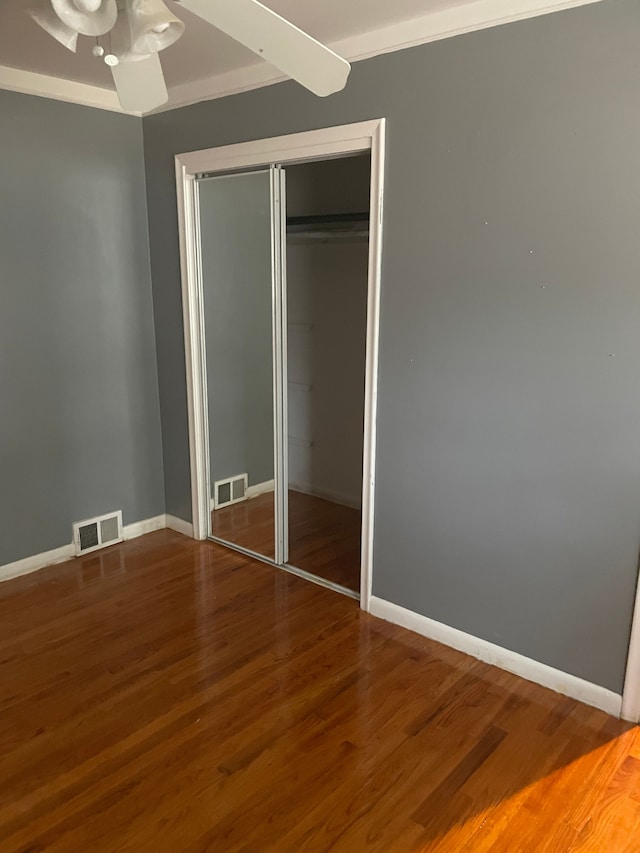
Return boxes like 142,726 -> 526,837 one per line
284,156 -> 370,593
206,156 -> 370,594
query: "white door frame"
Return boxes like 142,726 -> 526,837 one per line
622,580 -> 640,722
175,118 -> 386,612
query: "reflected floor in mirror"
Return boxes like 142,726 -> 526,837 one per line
211,491 -> 277,560
211,490 -> 361,592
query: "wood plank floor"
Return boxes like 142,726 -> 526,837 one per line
212,490 -> 361,591
0,530 -> 639,852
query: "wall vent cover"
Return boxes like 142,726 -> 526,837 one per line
213,474 -> 248,509
73,510 -> 123,556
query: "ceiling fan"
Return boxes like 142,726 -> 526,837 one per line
26,0 -> 352,112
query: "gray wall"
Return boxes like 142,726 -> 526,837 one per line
0,90 -> 164,564
143,0 -> 640,692
199,172 -> 275,489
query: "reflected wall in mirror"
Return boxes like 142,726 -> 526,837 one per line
199,170 -> 276,559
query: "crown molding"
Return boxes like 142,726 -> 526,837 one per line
332,0 -> 603,64
2,0 -> 603,116
0,64 -> 132,113
158,0 -> 603,113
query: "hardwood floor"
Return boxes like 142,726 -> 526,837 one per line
0,530 -> 639,851
212,489 -> 361,592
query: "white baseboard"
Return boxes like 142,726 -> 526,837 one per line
289,482 -> 362,510
165,514 -> 194,537
369,596 -> 622,718
210,479 -> 275,512
246,479 -> 275,500
123,514 -> 166,540
0,543 -> 76,584
208,479 -> 362,511
0,512 -> 195,585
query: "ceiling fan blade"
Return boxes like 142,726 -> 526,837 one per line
177,0 -> 351,97
111,54 -> 169,113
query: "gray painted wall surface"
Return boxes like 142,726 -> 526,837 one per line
0,90 -> 164,564
199,172 -> 275,489
143,0 -> 640,692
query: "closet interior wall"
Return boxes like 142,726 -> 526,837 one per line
285,156 -> 370,510
284,156 -> 370,592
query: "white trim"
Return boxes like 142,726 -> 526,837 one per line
175,119 -> 385,612
0,65 -> 128,114
122,514 -> 166,540
209,478 -> 276,511
272,164 -> 288,566
176,162 -> 210,541
0,543 -> 76,584
0,1 -> 603,114
360,119 -> 385,613
165,514 -> 195,537
289,483 -> 361,510
247,479 -> 276,499
0,513 -> 182,585
329,0 -> 603,65
176,120 -> 381,177
279,165 -> 290,567
163,61 -> 286,112
370,596 -> 623,718
622,572 -> 640,722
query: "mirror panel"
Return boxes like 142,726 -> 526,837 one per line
198,171 -> 276,560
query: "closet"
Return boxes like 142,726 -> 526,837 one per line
198,154 -> 370,597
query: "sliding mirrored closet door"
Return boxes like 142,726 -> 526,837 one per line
195,154 -> 370,599
197,168 -> 287,562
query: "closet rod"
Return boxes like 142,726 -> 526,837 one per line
287,211 -> 369,227
286,211 -> 369,236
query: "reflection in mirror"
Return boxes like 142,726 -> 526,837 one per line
198,171 -> 276,559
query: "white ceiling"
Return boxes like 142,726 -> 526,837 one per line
0,0 -> 460,87
0,0 -> 601,113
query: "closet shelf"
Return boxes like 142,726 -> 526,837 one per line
286,212 -> 369,242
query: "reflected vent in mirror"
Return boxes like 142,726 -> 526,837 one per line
73,511 -> 123,556
214,474 -> 248,509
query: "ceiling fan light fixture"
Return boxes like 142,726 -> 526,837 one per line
50,0 -> 117,36
27,0 -> 350,114
73,0 -> 102,11
129,0 -> 185,55
110,0 -> 184,61
28,0 -> 79,51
